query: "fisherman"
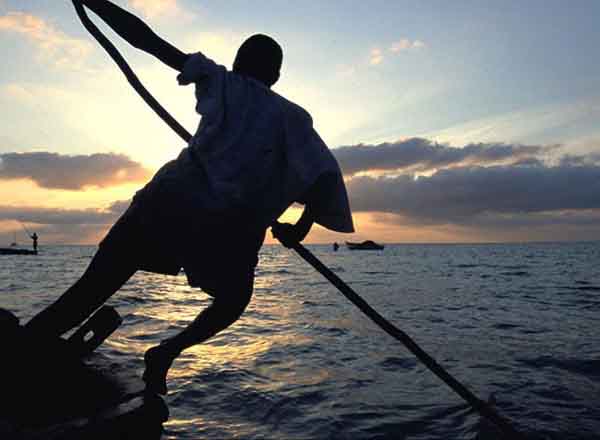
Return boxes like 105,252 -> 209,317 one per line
30,232 -> 38,252
26,0 -> 354,395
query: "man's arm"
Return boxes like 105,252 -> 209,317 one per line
294,206 -> 315,241
272,206 -> 314,248
78,0 -> 188,71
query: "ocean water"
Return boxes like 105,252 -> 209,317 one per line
1,242 -> 599,439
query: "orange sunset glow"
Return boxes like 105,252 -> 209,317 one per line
2,2 -> 600,246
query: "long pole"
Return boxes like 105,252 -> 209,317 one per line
72,3 -> 524,437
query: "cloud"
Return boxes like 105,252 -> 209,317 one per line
0,200 -> 127,226
346,161 -> 600,227
128,0 -> 186,19
558,152 -> 600,167
369,48 -> 384,65
3,141 -> 599,243
182,31 -> 241,66
0,201 -> 129,244
333,138 -> 551,176
390,39 -> 426,53
0,12 -> 92,68
369,39 -> 425,65
427,96 -> 600,148
0,152 -> 152,190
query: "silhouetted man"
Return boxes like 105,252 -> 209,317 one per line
30,232 -> 38,252
26,0 -> 354,395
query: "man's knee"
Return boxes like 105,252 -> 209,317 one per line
212,288 -> 252,323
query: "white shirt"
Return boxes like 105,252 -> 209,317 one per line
175,52 -> 354,233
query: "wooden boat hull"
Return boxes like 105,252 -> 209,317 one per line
0,308 -> 168,439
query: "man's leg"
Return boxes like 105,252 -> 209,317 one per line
25,243 -> 137,338
143,276 -> 254,395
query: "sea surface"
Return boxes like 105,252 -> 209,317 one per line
1,242 -> 599,439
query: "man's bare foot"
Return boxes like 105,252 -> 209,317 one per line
143,345 -> 175,395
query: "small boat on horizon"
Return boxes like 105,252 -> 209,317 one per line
345,240 -> 385,250
0,247 -> 38,255
2,230 -> 39,255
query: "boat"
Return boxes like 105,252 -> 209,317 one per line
0,248 -> 38,255
0,306 -> 168,439
1,232 -> 38,254
346,240 -> 385,250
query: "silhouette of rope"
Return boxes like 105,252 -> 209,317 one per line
72,2 -> 525,438
72,1 -> 192,144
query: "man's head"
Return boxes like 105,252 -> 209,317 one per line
233,34 -> 283,88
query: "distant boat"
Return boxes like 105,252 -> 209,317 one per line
2,230 -> 38,255
0,248 -> 38,255
345,240 -> 384,250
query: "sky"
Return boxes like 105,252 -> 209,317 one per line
1,0 -> 600,245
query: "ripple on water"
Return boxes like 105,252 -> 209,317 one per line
379,356 -> 418,371
517,356 -> 600,380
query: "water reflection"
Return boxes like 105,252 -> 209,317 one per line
3,243 -> 600,439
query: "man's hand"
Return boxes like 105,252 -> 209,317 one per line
271,222 -> 302,248
73,0 -> 187,71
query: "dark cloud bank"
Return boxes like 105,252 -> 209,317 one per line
0,201 -> 129,244
346,163 -> 600,226
0,152 -> 150,189
1,140 -> 600,242
333,139 -> 600,233
333,138 -> 554,175
335,138 -> 600,234
0,201 -> 128,226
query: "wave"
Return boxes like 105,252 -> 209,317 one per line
517,356 -> 600,379
500,271 -> 530,277
379,356 -> 418,370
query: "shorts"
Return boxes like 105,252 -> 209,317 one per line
99,163 -> 266,296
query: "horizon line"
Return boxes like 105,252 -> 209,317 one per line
7,239 -> 599,248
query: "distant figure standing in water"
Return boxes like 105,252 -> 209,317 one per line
333,242 -> 340,251
30,232 -> 38,252
26,0 -> 354,395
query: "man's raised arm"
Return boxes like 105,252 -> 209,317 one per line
77,0 -> 188,71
